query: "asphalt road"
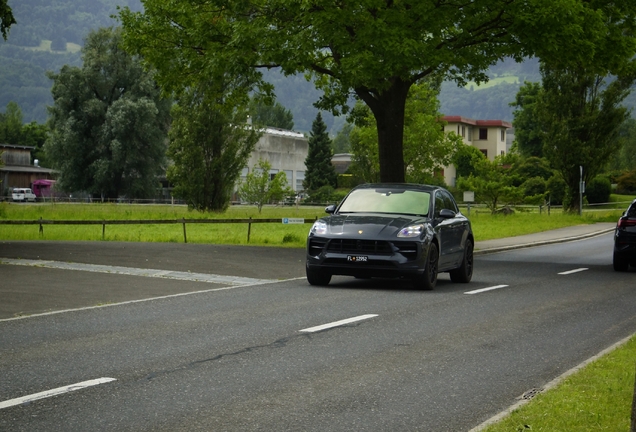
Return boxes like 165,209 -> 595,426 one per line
1,234 -> 635,431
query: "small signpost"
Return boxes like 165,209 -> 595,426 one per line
282,218 -> 305,224
463,191 -> 475,216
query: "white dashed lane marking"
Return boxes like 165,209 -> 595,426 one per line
558,268 -> 589,275
464,285 -> 509,295
0,378 -> 117,410
300,314 -> 379,333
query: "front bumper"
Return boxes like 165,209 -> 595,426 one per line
306,236 -> 427,278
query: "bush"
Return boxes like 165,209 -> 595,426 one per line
585,176 -> 612,204
616,170 -> 636,194
546,175 -> 567,205
522,177 -> 547,197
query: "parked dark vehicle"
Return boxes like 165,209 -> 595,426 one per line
306,183 -> 474,290
613,199 -> 636,271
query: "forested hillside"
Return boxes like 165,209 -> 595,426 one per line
2,0 -> 635,130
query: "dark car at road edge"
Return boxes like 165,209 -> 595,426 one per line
613,198 -> 636,271
305,183 -> 474,290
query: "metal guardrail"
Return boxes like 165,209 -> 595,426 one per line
0,217 -> 317,243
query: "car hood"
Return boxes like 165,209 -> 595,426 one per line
322,214 -> 429,238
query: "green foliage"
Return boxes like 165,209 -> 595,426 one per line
0,101 -> 23,143
44,27 -> 171,199
332,123 -> 352,154
539,63 -> 636,213
0,0 -> 16,40
520,177 -> 547,205
303,112 -> 337,192
120,0 -> 636,183
239,159 -> 294,213
607,118 -> 636,173
510,82 -> 544,157
452,144 -> 487,179
457,156 -> 523,214
616,170 -> 636,194
585,176 -> 612,204
168,82 -> 260,212
249,98 -> 294,130
546,175 -> 567,205
512,156 -> 554,181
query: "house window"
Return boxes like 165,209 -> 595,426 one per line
461,126 -> 465,138
480,149 -> 488,157
284,170 -> 293,188
296,170 -> 305,191
501,129 -> 505,141
479,128 -> 488,140
501,150 -> 505,156
269,169 -> 279,181
467,126 -> 473,142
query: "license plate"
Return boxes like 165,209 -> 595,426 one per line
347,255 -> 368,262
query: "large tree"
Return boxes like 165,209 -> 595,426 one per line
350,81 -> 462,184
539,63 -> 636,213
119,0 -> 636,183
168,82 -> 261,212
45,27 -> 171,200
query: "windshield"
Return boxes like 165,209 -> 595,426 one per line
338,188 -> 430,216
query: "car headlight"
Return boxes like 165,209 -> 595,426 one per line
310,220 -> 328,235
397,224 -> 424,238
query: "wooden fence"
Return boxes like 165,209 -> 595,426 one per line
0,217 -> 317,243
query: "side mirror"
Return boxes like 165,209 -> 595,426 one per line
325,205 -> 336,214
439,209 -> 456,219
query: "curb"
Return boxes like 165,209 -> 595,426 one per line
474,227 -> 615,256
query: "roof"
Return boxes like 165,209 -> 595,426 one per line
441,116 -> 512,128
0,144 -> 35,150
0,165 -> 56,174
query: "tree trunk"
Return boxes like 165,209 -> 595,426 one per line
356,79 -> 410,183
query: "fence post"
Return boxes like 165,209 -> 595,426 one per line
102,220 -> 106,240
39,217 -> 43,237
247,217 -> 252,243
182,218 -> 187,243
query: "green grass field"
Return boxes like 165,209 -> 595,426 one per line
0,201 -> 624,247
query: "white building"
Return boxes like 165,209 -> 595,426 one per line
440,116 -> 513,187
242,127 -> 309,192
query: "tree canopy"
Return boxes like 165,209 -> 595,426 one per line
45,27 -> 171,200
0,0 -> 16,40
120,0 -> 636,183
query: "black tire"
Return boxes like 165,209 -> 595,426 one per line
306,264 -> 332,286
450,239 -> 474,283
413,243 -> 438,290
613,252 -> 629,272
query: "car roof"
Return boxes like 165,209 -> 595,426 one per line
352,183 -> 443,193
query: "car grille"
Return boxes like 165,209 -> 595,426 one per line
327,239 -> 393,254
308,238 -> 419,260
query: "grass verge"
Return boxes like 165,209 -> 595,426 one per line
482,335 -> 636,432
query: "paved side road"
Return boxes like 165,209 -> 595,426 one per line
0,223 -> 616,319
